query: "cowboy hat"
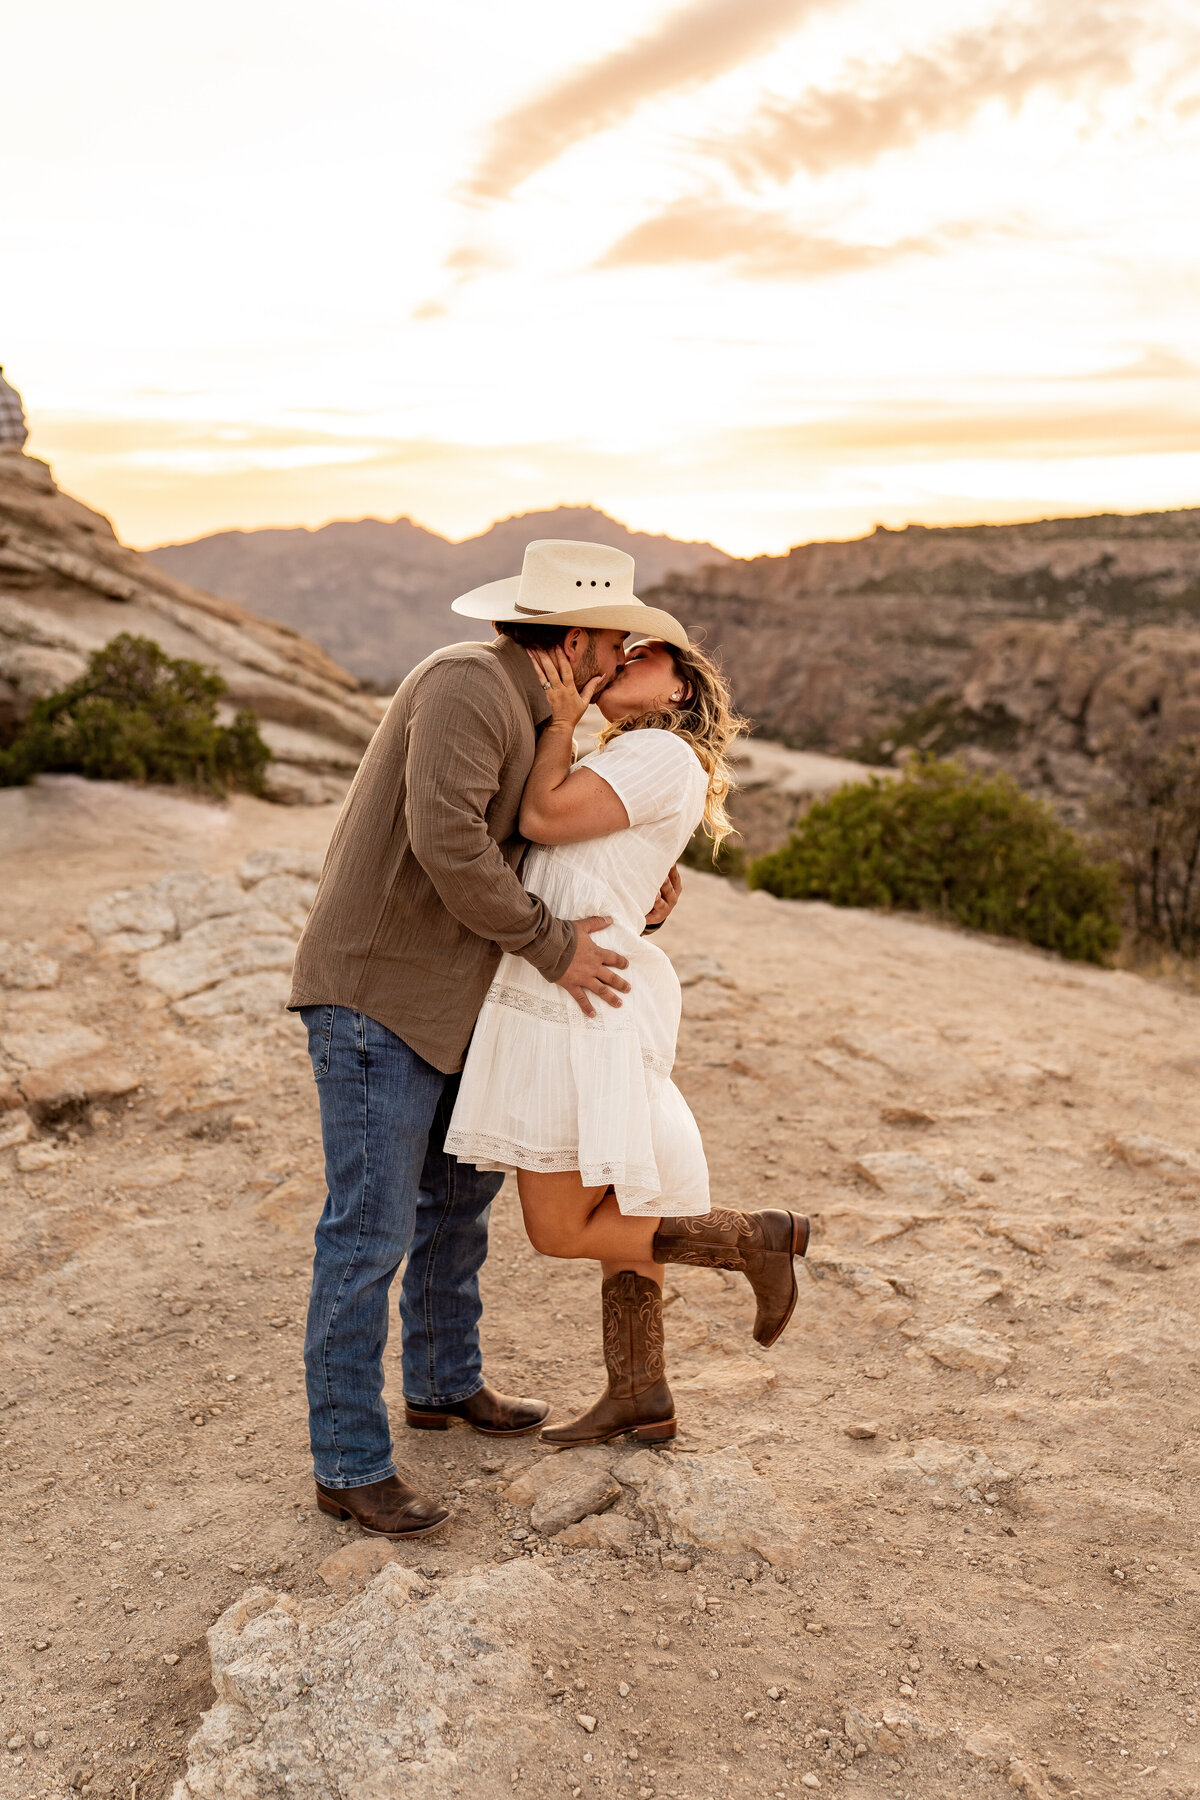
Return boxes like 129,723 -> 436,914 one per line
450,538 -> 691,653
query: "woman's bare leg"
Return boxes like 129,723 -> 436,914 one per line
516,1170 -> 661,1281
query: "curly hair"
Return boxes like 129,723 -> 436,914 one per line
596,640 -> 747,851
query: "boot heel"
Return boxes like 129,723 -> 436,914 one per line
635,1418 -> 677,1442
404,1408 -> 450,1431
793,1214 -> 810,1258
317,1496 -> 352,1520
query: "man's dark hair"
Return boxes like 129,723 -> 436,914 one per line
494,620 -> 578,650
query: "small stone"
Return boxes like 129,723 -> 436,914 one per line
802,1779 -> 821,1791
163,1652 -> 180,1665
510,1527 -> 530,1542
766,1686 -> 781,1699
32,1729 -> 50,1749
17,1139 -> 64,1173
844,1421 -> 878,1440
618,1681 -> 630,1697
0,939 -> 59,990
317,1540 -> 415,1588
556,1513 -> 639,1556
805,1622 -> 825,1636
575,1714 -> 597,1733
32,1636 -> 50,1650
231,1114 -> 258,1133
0,1109 -> 34,1150
7,1734 -> 26,1750
660,1552 -> 692,1573
984,1491 -> 999,1505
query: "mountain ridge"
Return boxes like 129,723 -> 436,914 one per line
150,505 -> 732,689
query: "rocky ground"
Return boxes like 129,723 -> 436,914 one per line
2,776 -> 1200,1800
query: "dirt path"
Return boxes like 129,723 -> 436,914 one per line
2,779 -> 1199,1800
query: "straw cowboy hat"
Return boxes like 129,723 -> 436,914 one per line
451,538 -> 691,653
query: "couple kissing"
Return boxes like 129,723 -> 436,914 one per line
287,538 -> 809,1540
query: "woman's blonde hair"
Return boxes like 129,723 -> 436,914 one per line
596,639 -> 747,852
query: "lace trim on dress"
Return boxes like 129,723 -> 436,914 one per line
484,981 -> 577,1025
443,1128 -> 660,1193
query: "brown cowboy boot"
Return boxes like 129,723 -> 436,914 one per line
540,1271 -> 676,1447
404,1382 -> 549,1435
315,1473 -> 449,1540
652,1208 -> 809,1348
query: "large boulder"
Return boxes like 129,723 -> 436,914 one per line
172,1560 -> 601,1799
0,450 -> 384,796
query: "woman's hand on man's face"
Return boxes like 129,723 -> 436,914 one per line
530,646 -> 604,730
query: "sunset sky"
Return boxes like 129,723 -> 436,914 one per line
6,0 -> 1200,555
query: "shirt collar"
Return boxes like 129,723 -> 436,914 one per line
491,633 -> 552,727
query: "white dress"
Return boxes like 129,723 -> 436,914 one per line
444,727 -> 711,1217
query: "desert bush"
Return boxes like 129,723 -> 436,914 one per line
0,632 -> 270,796
679,823 -> 746,880
1091,738 -> 1200,955
748,757 -> 1121,964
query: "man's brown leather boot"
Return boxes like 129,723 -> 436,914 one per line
541,1271 -> 676,1448
315,1472 -> 449,1540
404,1382 -> 549,1435
652,1208 -> 809,1348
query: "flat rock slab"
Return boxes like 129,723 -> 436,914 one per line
887,1436 -> 1012,1493
1110,1133 -> 1200,1182
138,909 -> 296,1001
174,970 -> 292,1022
87,886 -> 177,941
246,873 -> 317,931
923,1321 -> 1014,1375
530,1469 -> 622,1537
854,1152 -> 977,1203
621,1446 -> 806,1568
554,1512 -> 640,1555
1,1021 -> 107,1069
18,1057 -> 138,1122
155,871 -> 253,935
239,847 -> 324,884
674,1356 -> 776,1402
173,1560 -> 600,1799
504,1447 -> 619,1508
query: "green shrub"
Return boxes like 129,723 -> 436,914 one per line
748,757 -> 1122,964
0,632 -> 270,797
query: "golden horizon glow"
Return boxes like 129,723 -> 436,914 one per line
6,0 -> 1200,558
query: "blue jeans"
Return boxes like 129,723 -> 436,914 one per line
299,1005 -> 504,1489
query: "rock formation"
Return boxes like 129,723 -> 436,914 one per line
0,449 -> 384,802
648,507 -> 1200,809
149,505 -> 732,690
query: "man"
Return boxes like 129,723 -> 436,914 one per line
289,538 -> 689,1539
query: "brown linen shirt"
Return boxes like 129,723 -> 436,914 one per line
288,634 -> 577,1073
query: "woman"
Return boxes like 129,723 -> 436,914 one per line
445,636 -> 808,1445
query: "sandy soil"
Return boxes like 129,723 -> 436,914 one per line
2,777 -> 1199,1800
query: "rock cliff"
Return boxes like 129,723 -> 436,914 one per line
0,449 -> 384,803
648,507 -> 1200,809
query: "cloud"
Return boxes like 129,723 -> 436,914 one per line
596,197 -> 962,279
707,1 -> 1143,185
462,0 -> 826,202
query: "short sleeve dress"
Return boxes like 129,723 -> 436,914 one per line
443,727 -> 711,1216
